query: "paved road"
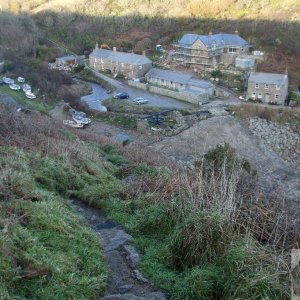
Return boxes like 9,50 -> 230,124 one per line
90,69 -> 196,109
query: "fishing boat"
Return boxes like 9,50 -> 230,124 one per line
72,115 -> 91,125
3,77 -> 14,85
22,84 -> 31,92
63,120 -> 84,128
17,77 -> 25,83
25,92 -> 36,99
9,83 -> 21,91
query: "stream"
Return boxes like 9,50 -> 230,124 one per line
81,82 -> 110,112
70,199 -> 167,300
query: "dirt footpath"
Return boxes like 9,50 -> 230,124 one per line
151,115 -> 300,200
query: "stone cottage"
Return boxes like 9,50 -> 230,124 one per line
143,68 -> 214,104
172,31 -> 249,70
89,44 -> 152,79
56,55 -> 77,67
246,72 -> 289,105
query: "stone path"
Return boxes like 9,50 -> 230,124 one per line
71,199 -> 167,300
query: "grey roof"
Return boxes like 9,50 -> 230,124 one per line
248,72 -> 288,85
146,68 -> 213,88
178,33 -> 248,48
90,48 -> 152,65
146,68 -> 192,84
57,55 -> 77,61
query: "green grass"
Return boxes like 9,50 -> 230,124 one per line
0,112 -> 288,299
0,148 -> 108,299
92,112 -> 137,129
0,85 -> 55,112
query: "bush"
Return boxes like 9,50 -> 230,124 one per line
167,211 -> 233,269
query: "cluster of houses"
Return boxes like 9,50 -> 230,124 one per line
87,32 -> 289,106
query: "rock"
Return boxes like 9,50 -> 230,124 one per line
118,284 -> 134,293
101,292 -> 167,300
133,270 -> 149,283
295,148 -> 300,156
105,230 -> 133,252
123,245 -> 141,269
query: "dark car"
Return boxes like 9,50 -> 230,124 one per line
113,92 -> 130,99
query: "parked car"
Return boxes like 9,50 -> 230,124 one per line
113,92 -> 130,99
133,97 -> 149,105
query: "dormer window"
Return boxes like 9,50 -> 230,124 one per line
265,84 -> 269,89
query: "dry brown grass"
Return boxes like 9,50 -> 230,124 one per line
233,103 -> 300,124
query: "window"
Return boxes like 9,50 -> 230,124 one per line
265,84 -> 269,89
258,93 -> 262,99
138,65 -> 142,70
251,92 -> 256,98
229,47 -> 237,53
255,83 -> 259,88
275,94 -> 279,99
276,85 -> 280,90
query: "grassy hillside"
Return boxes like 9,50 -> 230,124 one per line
2,1 -> 300,84
5,0 -> 300,20
0,104 -> 293,299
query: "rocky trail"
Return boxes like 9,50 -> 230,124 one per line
71,199 -> 167,300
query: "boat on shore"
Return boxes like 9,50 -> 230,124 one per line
63,120 -> 84,128
3,77 -> 14,85
22,84 -> 31,92
17,77 -> 25,83
25,91 -> 36,99
9,83 -> 21,91
72,115 -> 91,125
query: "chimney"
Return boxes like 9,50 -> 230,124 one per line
285,66 -> 288,75
235,29 -> 239,35
209,31 -> 213,35
113,47 -> 117,52
142,50 -> 146,56
95,42 -> 99,49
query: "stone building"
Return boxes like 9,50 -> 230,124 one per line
56,55 -> 77,67
145,68 -> 214,96
246,72 -> 288,105
140,68 -> 215,104
89,44 -> 152,79
172,32 -> 249,70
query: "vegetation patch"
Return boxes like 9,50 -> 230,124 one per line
0,149 -> 108,299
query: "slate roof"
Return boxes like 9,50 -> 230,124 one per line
146,68 -> 192,84
90,48 -> 152,65
145,68 -> 213,89
57,55 -> 77,61
248,72 -> 288,85
177,33 -> 248,48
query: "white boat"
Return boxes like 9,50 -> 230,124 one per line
63,120 -> 84,128
3,77 -> 14,85
17,77 -> 25,83
22,84 -> 31,92
25,92 -> 36,99
9,83 -> 21,91
72,115 -> 91,125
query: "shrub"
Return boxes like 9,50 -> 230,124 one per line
167,211 -> 233,269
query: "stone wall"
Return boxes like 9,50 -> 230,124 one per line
128,80 -> 210,104
148,85 -> 208,104
128,80 -> 149,91
248,117 -> 300,169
